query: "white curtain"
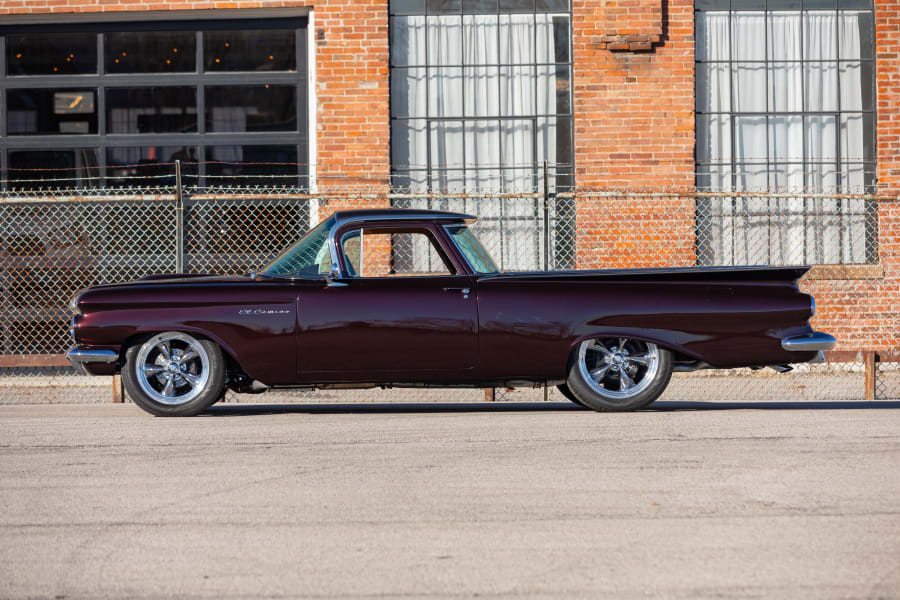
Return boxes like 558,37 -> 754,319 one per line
391,13 -> 568,270
697,10 -> 869,266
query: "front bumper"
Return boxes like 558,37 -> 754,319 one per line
67,347 -> 119,375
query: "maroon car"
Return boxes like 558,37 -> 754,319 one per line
67,209 -> 835,416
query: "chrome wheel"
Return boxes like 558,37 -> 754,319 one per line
577,337 -> 660,401
135,332 -> 211,406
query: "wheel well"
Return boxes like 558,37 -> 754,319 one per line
119,332 -> 156,364
566,336 -> 701,374
120,330 -> 247,379
671,350 -> 698,364
569,335 -> 682,358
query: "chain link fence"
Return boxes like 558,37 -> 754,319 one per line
1,161 -> 897,404
875,359 -> 900,401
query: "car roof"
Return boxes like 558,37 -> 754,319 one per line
330,208 -> 476,227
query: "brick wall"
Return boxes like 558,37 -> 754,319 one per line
572,0 -> 695,189
574,195 -> 696,268
310,0 -> 390,192
876,0 -> 900,195
572,0 -> 696,269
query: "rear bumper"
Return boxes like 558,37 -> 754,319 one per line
66,347 -> 119,375
781,332 -> 837,352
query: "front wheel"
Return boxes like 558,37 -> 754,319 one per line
122,332 -> 226,417
566,337 -> 673,412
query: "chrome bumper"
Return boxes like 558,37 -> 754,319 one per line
781,332 -> 837,352
66,347 -> 118,374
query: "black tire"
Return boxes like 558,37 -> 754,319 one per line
122,332 -> 226,417
557,383 -> 589,408
566,337 -> 673,412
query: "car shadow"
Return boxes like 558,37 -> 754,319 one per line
202,399 -> 900,417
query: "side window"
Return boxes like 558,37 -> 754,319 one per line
341,228 -> 453,278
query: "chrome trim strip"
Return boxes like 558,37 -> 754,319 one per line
66,348 -> 119,365
781,332 -> 837,352
327,210 -> 475,278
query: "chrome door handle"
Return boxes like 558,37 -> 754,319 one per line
442,287 -> 470,294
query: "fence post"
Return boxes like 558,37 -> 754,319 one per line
111,374 -> 124,403
543,160 -> 550,271
864,351 -> 876,401
174,159 -> 185,274
543,161 -> 550,402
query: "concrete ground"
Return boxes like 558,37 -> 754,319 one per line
0,400 -> 899,599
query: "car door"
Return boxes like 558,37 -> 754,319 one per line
296,225 -> 478,377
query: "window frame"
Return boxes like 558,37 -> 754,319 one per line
0,15 -> 309,190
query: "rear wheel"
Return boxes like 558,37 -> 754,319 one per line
556,383 -> 588,408
122,332 -> 225,417
566,337 -> 672,412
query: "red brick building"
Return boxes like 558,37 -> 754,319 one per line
0,0 -> 897,353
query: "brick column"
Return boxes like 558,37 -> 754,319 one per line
572,0 -> 696,268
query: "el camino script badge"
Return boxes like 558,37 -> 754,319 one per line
239,309 -> 291,315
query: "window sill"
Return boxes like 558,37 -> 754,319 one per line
804,264 -> 883,280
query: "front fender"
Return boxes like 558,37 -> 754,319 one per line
74,304 -> 296,385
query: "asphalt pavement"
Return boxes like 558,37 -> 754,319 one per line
1,400 -> 899,599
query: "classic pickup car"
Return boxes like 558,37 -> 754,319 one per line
67,209 -> 835,416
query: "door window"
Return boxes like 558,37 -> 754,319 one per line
341,228 -> 453,277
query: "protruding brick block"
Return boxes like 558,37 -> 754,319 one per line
599,0 -> 664,52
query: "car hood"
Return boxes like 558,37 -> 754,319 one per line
83,273 -> 252,292
70,272 -> 334,313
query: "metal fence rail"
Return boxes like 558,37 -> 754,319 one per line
1,161 -> 897,403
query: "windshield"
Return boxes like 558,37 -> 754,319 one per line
445,225 -> 499,274
262,216 -> 335,277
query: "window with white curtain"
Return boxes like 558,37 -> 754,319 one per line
695,0 -> 877,266
389,0 -> 574,271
